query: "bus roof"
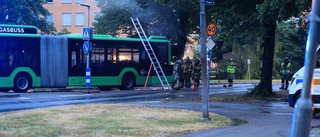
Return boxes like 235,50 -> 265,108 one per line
0,24 -> 39,34
67,33 -> 169,42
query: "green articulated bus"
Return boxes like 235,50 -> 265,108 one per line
0,24 -> 174,92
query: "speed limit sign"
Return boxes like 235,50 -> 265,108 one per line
206,23 -> 217,36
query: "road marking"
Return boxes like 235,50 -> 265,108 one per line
121,101 -> 161,104
18,97 -> 30,100
60,94 -> 92,97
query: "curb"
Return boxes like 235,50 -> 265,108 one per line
0,87 -> 101,98
29,87 -> 101,93
72,88 -> 101,93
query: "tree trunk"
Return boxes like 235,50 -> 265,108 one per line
251,24 -> 276,96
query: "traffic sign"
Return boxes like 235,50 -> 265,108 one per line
206,39 -> 216,50
83,41 -> 91,54
206,23 -> 217,36
82,27 -> 93,40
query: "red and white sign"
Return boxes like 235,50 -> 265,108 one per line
206,23 -> 217,36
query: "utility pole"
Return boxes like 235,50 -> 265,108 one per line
290,0 -> 320,136
200,0 -> 210,121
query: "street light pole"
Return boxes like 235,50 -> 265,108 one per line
80,3 -> 90,28
80,3 -> 91,69
200,0 -> 210,121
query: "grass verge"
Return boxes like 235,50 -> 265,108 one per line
0,104 -> 230,137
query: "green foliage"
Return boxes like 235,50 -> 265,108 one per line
0,0 -> 56,33
210,0 -> 263,50
94,0 -> 137,36
192,46 -> 200,60
57,28 -> 71,35
257,0 -> 310,25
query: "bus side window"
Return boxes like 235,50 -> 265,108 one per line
107,48 -> 113,63
91,47 -> 105,66
71,51 -> 76,67
0,51 -> 6,67
9,54 -> 13,67
8,51 -> 20,67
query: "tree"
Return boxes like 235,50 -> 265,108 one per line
93,0 -> 136,36
0,0 -> 56,34
249,0 -> 310,96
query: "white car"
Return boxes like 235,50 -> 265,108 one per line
288,67 -> 320,115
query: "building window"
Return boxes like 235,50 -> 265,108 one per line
46,0 -> 53,3
62,13 -> 72,26
75,0 -> 85,3
75,13 -> 85,26
62,0 -> 72,3
46,13 -> 54,24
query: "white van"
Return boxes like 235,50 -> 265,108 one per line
288,52 -> 320,115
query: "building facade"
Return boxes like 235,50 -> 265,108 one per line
43,0 -> 101,34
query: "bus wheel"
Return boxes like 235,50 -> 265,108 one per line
14,73 -> 32,92
121,73 -> 136,90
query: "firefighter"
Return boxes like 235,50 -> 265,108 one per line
279,57 -> 292,90
192,58 -> 201,87
181,56 -> 193,88
226,58 -> 236,87
172,56 -> 182,90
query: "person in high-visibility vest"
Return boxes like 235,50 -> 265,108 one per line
226,58 -> 236,87
279,57 -> 292,90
